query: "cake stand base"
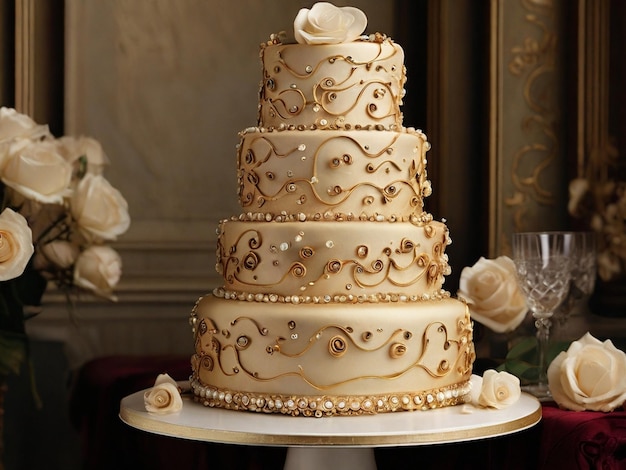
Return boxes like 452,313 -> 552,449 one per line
120,377 -> 541,470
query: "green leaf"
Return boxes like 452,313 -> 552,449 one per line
547,341 -> 570,363
76,155 -> 88,180
506,336 -> 537,359
501,358 -> 540,384
498,335 -> 572,385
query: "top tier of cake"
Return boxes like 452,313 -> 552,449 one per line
258,34 -> 406,130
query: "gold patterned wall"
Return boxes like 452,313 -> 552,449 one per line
489,0 -> 570,256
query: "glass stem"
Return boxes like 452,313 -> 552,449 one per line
535,316 -> 552,388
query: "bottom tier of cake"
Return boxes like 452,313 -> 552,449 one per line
189,294 -> 475,417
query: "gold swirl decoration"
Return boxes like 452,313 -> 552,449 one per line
198,318 -> 208,336
330,153 -> 353,168
313,77 -> 396,121
272,324 -> 409,360
328,336 -> 348,357
290,262 -> 307,278
389,342 -> 407,359
426,263 -> 441,286
423,224 -> 436,238
349,244 -> 431,289
266,88 -> 307,121
237,132 -> 422,212
299,246 -> 314,259
397,238 -> 415,254
242,252 -> 259,270
190,305 -> 473,400
325,259 -> 343,274
219,219 -> 450,295
272,41 -> 399,78
200,355 -> 214,372
258,40 -> 403,128
365,159 -> 403,173
230,316 -> 270,336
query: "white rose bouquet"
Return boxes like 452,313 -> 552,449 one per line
0,107 -> 130,379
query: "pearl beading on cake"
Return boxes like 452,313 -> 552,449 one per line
239,124 -> 425,135
227,211 -> 437,225
190,376 -> 472,417
212,286 -> 453,304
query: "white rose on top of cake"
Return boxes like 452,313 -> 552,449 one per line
189,2 -> 476,417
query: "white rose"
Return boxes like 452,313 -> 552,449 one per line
71,174 -> 130,241
0,208 -> 34,281
0,107 -> 50,143
2,139 -> 73,204
73,245 -> 122,299
144,373 -> 183,415
294,2 -> 367,45
470,370 -> 521,409
56,136 -> 109,175
458,256 -> 528,333
40,240 -> 80,269
548,332 -> 626,412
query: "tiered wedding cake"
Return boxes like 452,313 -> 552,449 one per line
189,2 -> 475,417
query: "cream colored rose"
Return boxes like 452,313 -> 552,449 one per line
294,2 -> 367,45
470,370 -> 521,409
144,373 -> 183,414
40,240 -> 80,269
548,332 -> 626,412
73,245 -> 122,299
458,256 -> 528,333
1,139 -> 73,204
71,174 -> 130,241
0,107 -> 50,142
0,208 -> 34,281
56,136 -> 109,175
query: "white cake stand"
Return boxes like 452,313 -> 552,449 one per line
120,378 -> 541,470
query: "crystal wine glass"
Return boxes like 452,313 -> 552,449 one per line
512,231 -> 575,400
553,232 -> 597,340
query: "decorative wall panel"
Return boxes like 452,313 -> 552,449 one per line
489,0 -> 570,256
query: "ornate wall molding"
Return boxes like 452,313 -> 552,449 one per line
489,0 -> 569,256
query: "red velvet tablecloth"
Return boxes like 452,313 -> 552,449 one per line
69,356 -> 626,470
538,402 -> 626,469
